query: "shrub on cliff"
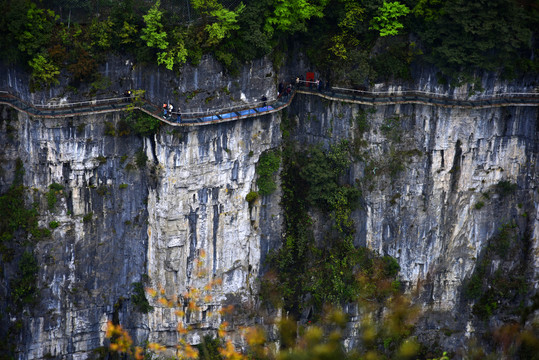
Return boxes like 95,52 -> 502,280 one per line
131,282 -> 153,314
12,251 -> 39,307
256,150 -> 281,196
125,90 -> 161,136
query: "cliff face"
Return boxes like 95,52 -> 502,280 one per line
145,114 -> 283,347
288,93 -> 538,349
0,58 -> 538,358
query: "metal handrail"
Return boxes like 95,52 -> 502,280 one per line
1,81 -> 538,120
295,80 -> 539,98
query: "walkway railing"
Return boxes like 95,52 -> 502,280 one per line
1,82 -> 538,127
295,81 -> 539,109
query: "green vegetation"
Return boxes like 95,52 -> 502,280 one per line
354,108 -> 370,136
496,180 -> 518,197
464,222 -> 528,320
413,0 -> 537,78
0,159 -> 47,259
96,185 -> 110,196
83,212 -> 93,223
119,183 -> 128,189
12,251 -> 39,307
47,183 -> 64,211
0,0 -> 534,90
104,121 -> 116,136
380,115 -> 402,143
125,90 -> 161,136
196,335 -> 222,360
256,150 -> 281,196
131,281 -> 153,313
49,221 -> 59,229
245,191 -> 259,204
96,156 -> 107,165
262,138 -> 399,318
135,149 -> 148,168
370,1 -> 410,37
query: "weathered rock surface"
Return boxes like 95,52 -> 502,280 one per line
0,57 -> 538,358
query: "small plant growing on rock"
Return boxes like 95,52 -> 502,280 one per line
135,149 -> 148,168
496,180 -> 517,197
47,183 -> 64,210
104,121 -> 116,136
83,212 -> 93,223
245,191 -> 259,204
131,281 -> 153,314
76,123 -> 86,135
256,150 -> 281,196
96,156 -> 107,165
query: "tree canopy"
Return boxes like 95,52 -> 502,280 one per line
0,0 -> 536,84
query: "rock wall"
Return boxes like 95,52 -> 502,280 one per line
144,114 -> 283,347
0,108 -> 150,358
288,93 -> 539,349
0,58 -> 538,358
0,55 -> 276,112
0,103 -> 284,358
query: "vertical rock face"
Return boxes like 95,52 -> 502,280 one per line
1,56 -> 276,111
288,94 -> 539,346
144,115 -> 283,347
0,105 -> 283,358
0,109 -> 150,358
1,61 -> 538,358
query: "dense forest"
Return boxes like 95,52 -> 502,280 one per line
0,0 -> 538,91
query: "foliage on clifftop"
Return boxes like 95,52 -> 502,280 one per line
0,0 -> 537,89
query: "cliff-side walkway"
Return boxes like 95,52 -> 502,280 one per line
1,84 -> 538,127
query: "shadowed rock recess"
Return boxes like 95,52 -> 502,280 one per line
0,56 -> 538,358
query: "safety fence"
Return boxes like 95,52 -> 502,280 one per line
1,82 -> 539,127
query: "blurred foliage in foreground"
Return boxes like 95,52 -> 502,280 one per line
103,251 -> 539,359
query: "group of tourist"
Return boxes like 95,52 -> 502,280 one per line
154,73 -> 329,124
163,102 -> 182,123
277,75 -> 331,100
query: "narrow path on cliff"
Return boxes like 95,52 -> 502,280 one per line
1,82 -> 538,126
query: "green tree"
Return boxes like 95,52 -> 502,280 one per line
157,28 -> 188,70
328,0 -> 364,59
2,1 -> 58,63
141,0 -> 188,70
227,1 -> 274,61
416,0 -> 534,77
89,17 -> 113,50
12,251 -> 39,306
140,0 -> 167,50
191,0 -> 245,47
265,0 -> 330,36
125,90 -> 161,136
28,53 -> 60,90
205,5 -> 245,46
370,1 -> 410,37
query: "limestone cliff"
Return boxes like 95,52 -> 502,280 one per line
0,57 -> 538,358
